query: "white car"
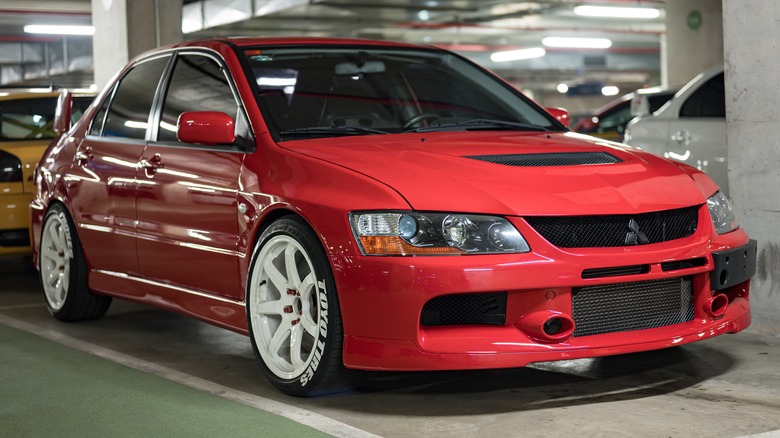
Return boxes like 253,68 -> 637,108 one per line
624,65 -> 727,194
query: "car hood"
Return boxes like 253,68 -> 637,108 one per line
279,131 -> 708,216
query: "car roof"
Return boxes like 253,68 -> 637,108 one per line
181,36 -> 427,49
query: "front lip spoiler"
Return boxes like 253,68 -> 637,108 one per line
710,239 -> 757,291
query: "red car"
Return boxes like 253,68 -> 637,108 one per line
30,38 -> 755,396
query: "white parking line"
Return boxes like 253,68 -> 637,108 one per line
0,303 -> 43,310
0,313 -> 380,438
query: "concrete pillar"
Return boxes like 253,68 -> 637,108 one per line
91,0 -> 182,88
664,0 -> 723,85
723,0 -> 780,334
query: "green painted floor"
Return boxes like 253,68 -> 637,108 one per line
0,322 -> 329,438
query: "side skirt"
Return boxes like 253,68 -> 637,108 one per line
89,269 -> 249,335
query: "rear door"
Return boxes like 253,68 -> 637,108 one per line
135,51 -> 250,299
71,55 -> 170,275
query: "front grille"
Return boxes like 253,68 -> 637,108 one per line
572,276 -> 694,337
421,292 -> 507,326
662,257 -> 707,272
0,229 -> 30,247
581,264 -> 650,279
525,206 -> 699,248
466,152 -> 620,167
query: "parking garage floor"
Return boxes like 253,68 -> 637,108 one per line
2,255 -> 780,438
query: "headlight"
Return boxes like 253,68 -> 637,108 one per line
707,191 -> 739,235
350,212 -> 530,256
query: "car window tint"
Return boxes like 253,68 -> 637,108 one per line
681,73 -> 724,118
102,56 -> 169,139
700,73 -> 725,117
598,103 -> 632,131
89,93 -> 111,136
158,54 -> 239,142
0,97 -> 57,141
647,93 -> 675,113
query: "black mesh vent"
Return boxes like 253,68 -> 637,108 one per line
662,257 -> 707,271
525,206 -> 699,248
421,292 -> 507,326
466,152 -> 621,167
582,264 -> 650,279
572,276 -> 694,337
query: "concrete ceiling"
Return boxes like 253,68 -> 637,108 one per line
0,0 -> 665,98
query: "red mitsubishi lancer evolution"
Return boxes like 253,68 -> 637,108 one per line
30,37 -> 756,396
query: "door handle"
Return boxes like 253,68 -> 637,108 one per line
75,146 -> 93,165
670,130 -> 692,146
140,153 -> 164,175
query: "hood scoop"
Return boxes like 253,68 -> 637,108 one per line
465,152 -> 621,167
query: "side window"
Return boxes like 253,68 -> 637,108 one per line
102,56 -> 170,139
0,97 -> 57,140
88,94 -> 110,136
158,54 -> 239,143
680,73 -> 725,118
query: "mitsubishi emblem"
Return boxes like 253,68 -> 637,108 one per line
625,219 -> 649,245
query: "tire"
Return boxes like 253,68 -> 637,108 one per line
246,216 -> 358,396
39,204 -> 111,321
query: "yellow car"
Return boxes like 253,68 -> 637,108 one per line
0,89 -> 93,256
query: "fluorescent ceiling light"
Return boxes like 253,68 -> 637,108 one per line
490,47 -> 546,62
574,6 -> 660,19
602,86 -> 620,96
556,83 -> 569,94
542,37 -> 612,49
24,25 -> 95,36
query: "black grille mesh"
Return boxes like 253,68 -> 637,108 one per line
525,206 -> 699,248
466,152 -> 620,167
421,292 -> 507,326
572,276 -> 694,337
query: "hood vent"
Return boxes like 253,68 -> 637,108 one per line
466,152 -> 621,167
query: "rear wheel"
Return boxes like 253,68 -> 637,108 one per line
246,217 -> 357,396
39,204 -> 111,321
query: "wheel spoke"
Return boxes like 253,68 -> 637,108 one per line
302,316 -> 319,337
57,227 -> 69,256
268,322 -> 291,358
285,245 -> 302,288
54,276 -> 66,302
290,324 -> 304,368
48,225 -> 61,251
256,300 -> 283,316
265,263 -> 288,294
42,247 -> 59,262
298,272 -> 315,298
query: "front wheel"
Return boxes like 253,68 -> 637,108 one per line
246,217 -> 358,396
39,204 -> 111,321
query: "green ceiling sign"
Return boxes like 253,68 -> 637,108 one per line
687,10 -> 702,30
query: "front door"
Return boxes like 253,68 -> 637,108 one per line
135,52 -> 249,299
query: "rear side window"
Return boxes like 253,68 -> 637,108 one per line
680,73 -> 725,118
157,54 -> 239,142
102,56 -> 170,139
0,97 -> 57,141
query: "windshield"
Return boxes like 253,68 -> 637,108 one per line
242,46 -> 561,140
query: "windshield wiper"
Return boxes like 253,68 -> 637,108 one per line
279,126 -> 388,139
404,118 -> 550,133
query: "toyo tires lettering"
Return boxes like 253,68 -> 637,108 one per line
300,279 -> 328,386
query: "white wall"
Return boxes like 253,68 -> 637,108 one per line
723,0 -> 780,334
665,0 -> 723,86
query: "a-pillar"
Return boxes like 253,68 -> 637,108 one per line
723,0 -> 780,334
663,0 -> 723,85
91,0 -> 182,88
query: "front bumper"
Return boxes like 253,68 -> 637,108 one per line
335,223 -> 754,371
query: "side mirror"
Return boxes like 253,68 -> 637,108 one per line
54,90 -> 73,134
177,111 -> 236,146
546,107 -> 570,128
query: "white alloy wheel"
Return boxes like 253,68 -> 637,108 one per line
249,234 -> 321,380
40,211 -> 72,311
